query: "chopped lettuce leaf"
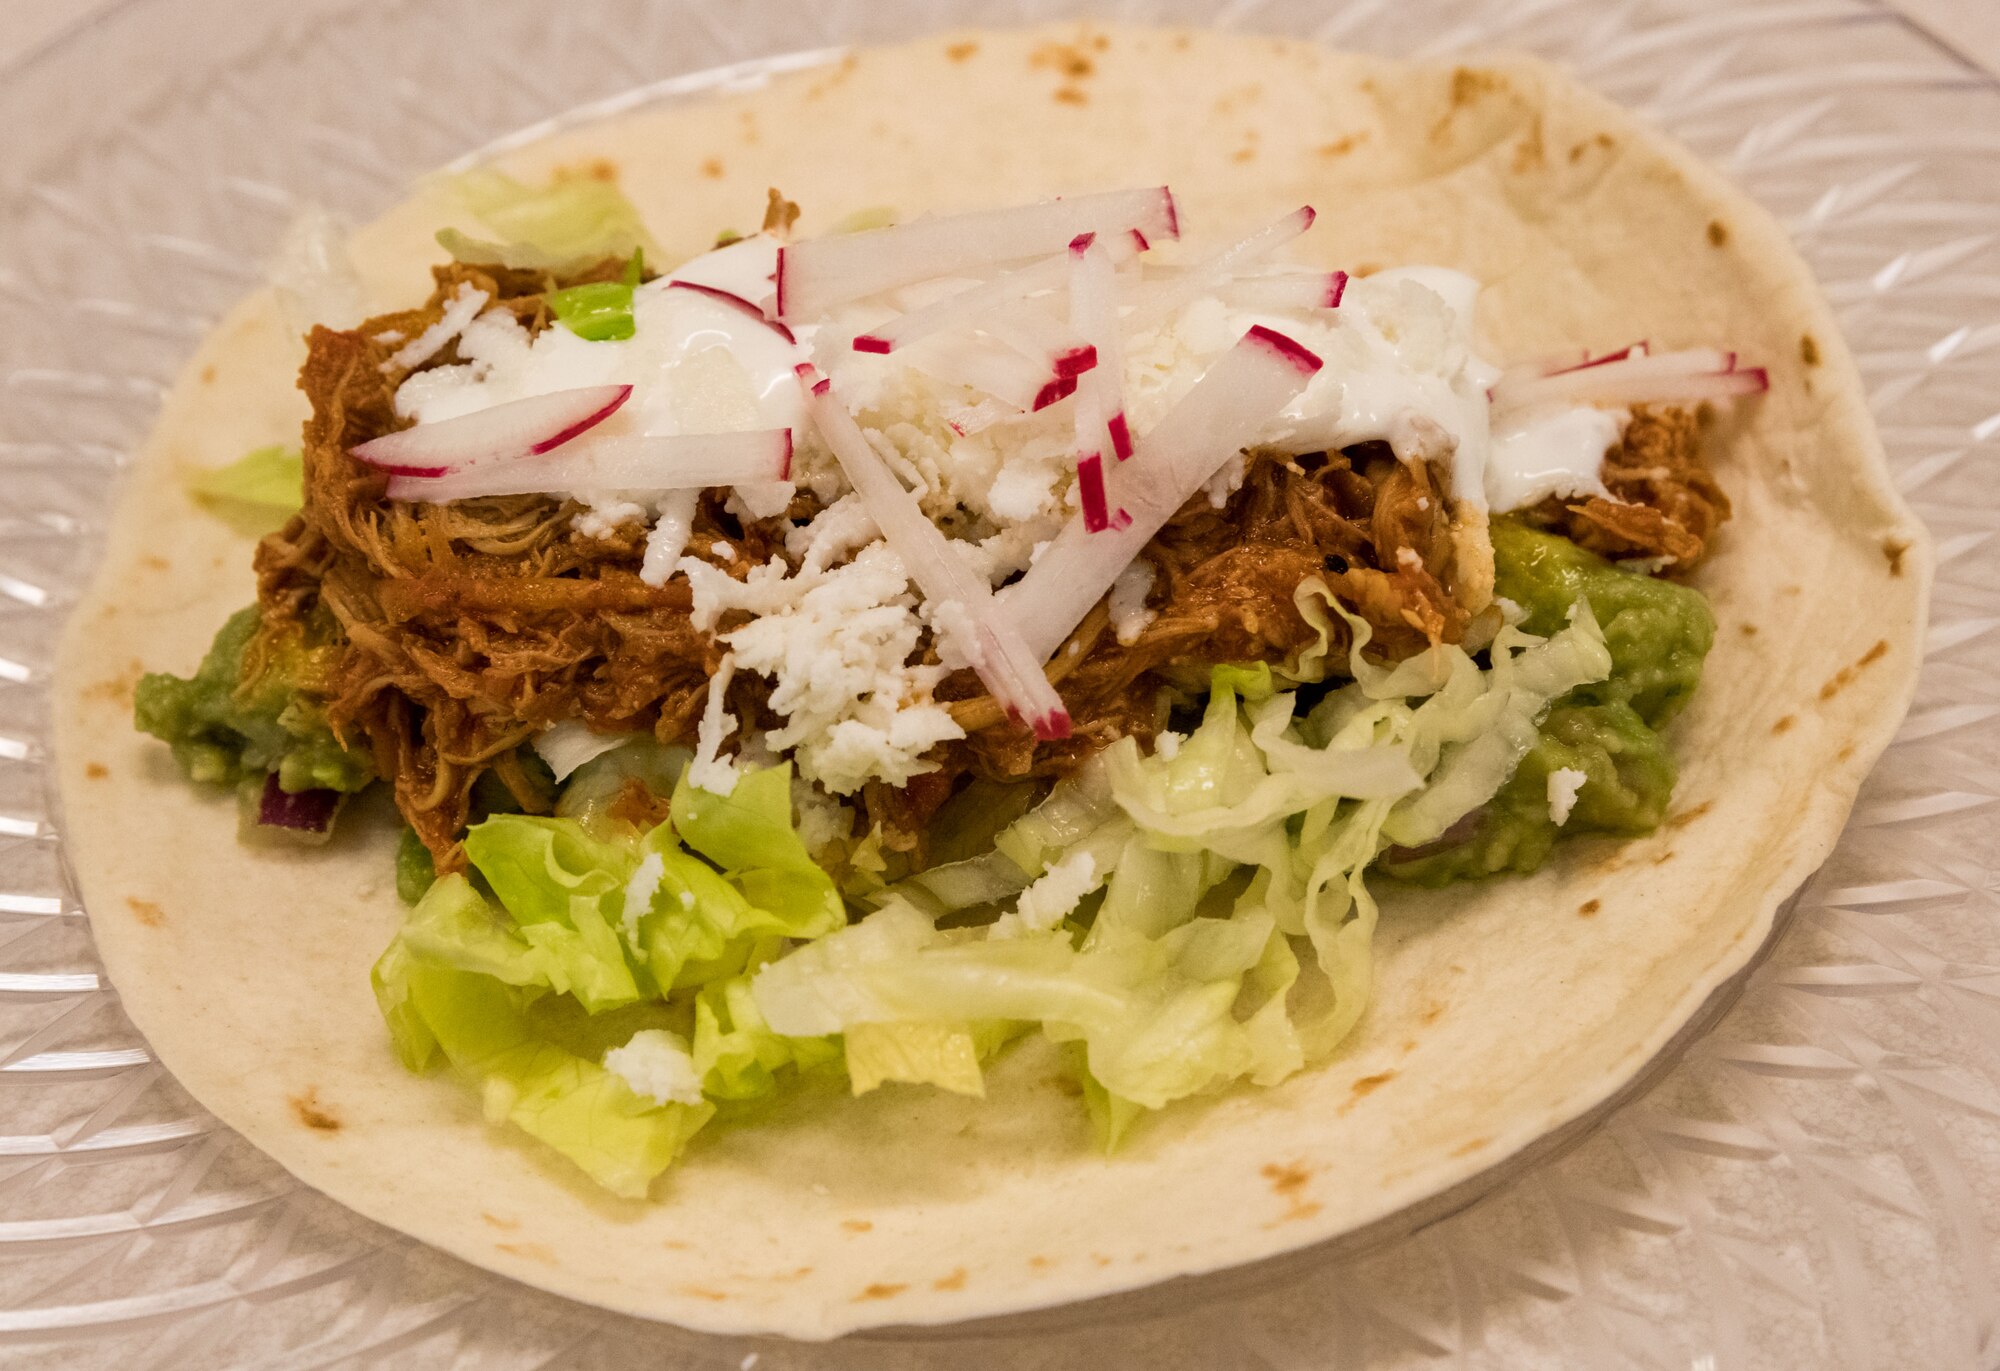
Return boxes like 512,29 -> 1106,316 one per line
692,967 -> 839,1101
134,605 -> 373,796
437,167 -> 660,274
186,444 -> 303,530
669,763 -> 846,936
547,251 -> 642,341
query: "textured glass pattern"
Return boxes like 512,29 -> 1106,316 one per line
1,1 -> 1996,1366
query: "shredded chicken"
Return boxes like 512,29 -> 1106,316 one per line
1524,406 -> 1729,569
257,261 -> 1727,865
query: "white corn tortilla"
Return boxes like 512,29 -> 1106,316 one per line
53,24 -> 1929,1338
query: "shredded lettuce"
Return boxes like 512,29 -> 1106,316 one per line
374,574 -> 1639,1185
436,168 -> 660,273
186,445 -> 303,528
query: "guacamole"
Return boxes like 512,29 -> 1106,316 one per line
1382,521 -> 1713,884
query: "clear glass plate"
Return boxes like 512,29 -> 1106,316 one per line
3,0 -> 1997,1366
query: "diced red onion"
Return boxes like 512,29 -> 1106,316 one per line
779,186 -> 1179,321
666,280 -> 798,343
1001,326 -> 1323,662
351,384 -> 632,475
384,430 -> 792,502
257,774 -> 341,834
1123,206 -> 1318,333
795,364 -> 1071,739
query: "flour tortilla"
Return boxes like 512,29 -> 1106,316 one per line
53,25 -> 1929,1338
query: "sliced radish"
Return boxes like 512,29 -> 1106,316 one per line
981,300 -> 1097,378
1218,269 -> 1348,312
666,280 -> 798,344
779,186 -> 1179,321
1492,347 -> 1760,411
905,333 -> 1074,413
1488,343 -> 1647,397
1122,206 -> 1318,333
849,230 -> 1146,356
351,384 -> 632,475
384,430 -> 792,502
796,364 -> 1071,740
1068,234 -> 1129,468
1076,453 -> 1116,533
1002,326 -> 1323,662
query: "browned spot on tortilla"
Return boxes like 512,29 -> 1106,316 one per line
1048,1073 -> 1083,1096
1264,1167 -> 1312,1199
85,762 -> 108,779
496,1240 -> 555,1264
1420,1002 -> 1445,1025
1053,86 -> 1088,106
1707,220 -> 1729,247
84,660 -> 146,708
1030,40 -> 1095,79
1772,714 -> 1796,735
481,1212 -> 519,1231
1339,1071 -> 1395,1114
856,1282 -> 908,1301
1740,623 -> 1758,636
125,896 -> 165,927
945,39 -> 979,62
1652,849 -> 1675,866
1090,1253 -> 1112,1267
289,1087 -> 340,1132
662,1239 -> 691,1250
199,364 -> 217,384
1263,1201 -> 1323,1227
1450,1136 -> 1491,1158
841,1219 -> 872,1233
680,1285 -> 730,1301
1510,117 -> 1545,173
1231,147 -> 1257,163
556,158 -> 618,183
933,1268 -> 967,1291
1820,640 -> 1889,701
1029,1255 -> 1054,1269
1317,133 -> 1367,158
699,157 -> 724,180
1579,898 -> 1601,917
1668,801 -> 1713,830
1800,334 -> 1821,367
1837,742 -> 1855,762
1883,539 -> 1908,576
1172,33 -> 1192,50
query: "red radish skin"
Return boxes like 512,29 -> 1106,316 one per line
1032,375 -> 1080,410
350,383 -> 633,473
383,430 -> 792,502
1108,412 -> 1133,461
1054,346 -> 1098,378
1077,453 -> 1110,532
1246,324 -> 1326,375
665,280 -> 798,343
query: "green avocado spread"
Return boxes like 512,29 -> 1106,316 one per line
133,605 -> 374,797
1381,519 -> 1714,885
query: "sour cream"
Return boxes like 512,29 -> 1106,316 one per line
1485,404 -> 1627,512
394,233 -> 803,450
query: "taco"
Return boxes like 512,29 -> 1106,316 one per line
54,24 -> 1927,1338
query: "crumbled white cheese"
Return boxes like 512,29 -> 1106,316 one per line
1153,730 -> 1186,760
1007,851 -> 1102,935
925,598 -> 980,672
792,775 -> 856,857
683,543 -> 964,795
574,497 -> 648,541
1203,452 -> 1247,509
384,282 -> 488,373
1547,768 -> 1588,826
639,490 -> 700,586
620,851 -> 665,945
709,541 -> 735,561
784,494 -> 880,575
603,1029 -> 705,1107
1109,560 -> 1158,646
689,654 -> 740,795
